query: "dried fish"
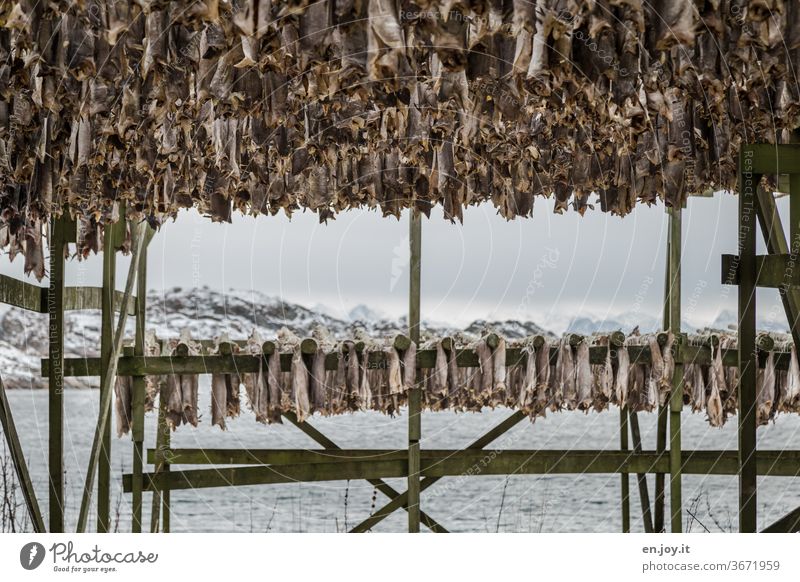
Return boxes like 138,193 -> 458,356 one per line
558,339 -> 576,410
291,348 -> 311,423
519,344 -> 537,414
756,351 -> 776,425
114,375 -> 132,437
575,341 -> 593,412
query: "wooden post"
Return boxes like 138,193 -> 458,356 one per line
48,215 -> 66,532
668,206 -> 683,532
77,220 -> 146,533
131,226 -> 152,532
150,382 -> 170,533
619,408 -> 630,532
738,151 -> 759,533
407,211 -> 422,533
96,219 -> 118,532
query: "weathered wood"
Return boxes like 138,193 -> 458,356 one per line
0,273 -> 42,312
628,411 -> 654,533
150,383 -> 170,533
282,412 -> 447,533
407,211 -> 422,533
620,407 -> 630,533
0,374 -> 46,532
47,215 -> 66,533
668,206 -> 683,533
721,253 -> 800,287
753,186 -> 800,353
131,226 -> 153,532
77,220 -> 146,533
123,449 -> 800,492
96,219 -> 117,533
738,153 -> 759,533
350,411 -> 526,533
743,144 -> 800,174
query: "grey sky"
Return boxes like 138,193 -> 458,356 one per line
1,193 -> 787,331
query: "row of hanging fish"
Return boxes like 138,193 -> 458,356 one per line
3,0 -> 800,272
113,329 -> 800,436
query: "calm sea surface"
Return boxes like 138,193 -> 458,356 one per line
5,386 -> 800,532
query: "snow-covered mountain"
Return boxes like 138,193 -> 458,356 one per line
0,287 -> 554,389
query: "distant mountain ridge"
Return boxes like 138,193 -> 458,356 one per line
0,286 -> 786,389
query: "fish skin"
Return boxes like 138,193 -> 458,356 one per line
575,341 -> 592,411
291,348 -> 311,423
614,346 -> 630,408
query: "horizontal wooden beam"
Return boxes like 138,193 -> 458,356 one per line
743,144 -> 800,175
722,253 -> 800,288
0,273 -> 42,312
0,274 -> 135,314
148,448 -> 411,465
60,287 -> 137,315
43,343 -> 791,378
124,449 -> 800,492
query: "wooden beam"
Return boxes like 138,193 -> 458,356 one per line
0,373 -> 46,532
721,253 -> 800,288
131,226 -> 153,532
282,412 -> 447,532
407,211 -> 422,533
123,449 -> 800,493
619,407 -> 630,533
738,152 -> 759,533
77,220 -> 146,533
0,273 -> 42,312
47,215 -> 66,533
742,144 -> 800,174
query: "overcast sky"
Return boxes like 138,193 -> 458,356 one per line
1,193 -> 788,331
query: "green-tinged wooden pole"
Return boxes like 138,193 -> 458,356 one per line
131,226 -> 153,532
628,410 -> 654,533
97,219 -> 118,532
407,211 -> 422,533
150,381 -> 170,533
738,151 -> 759,533
620,408 -> 630,532
668,206 -> 683,533
0,373 -> 46,532
48,215 -> 66,532
77,220 -> 145,533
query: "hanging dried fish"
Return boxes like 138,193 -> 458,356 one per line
535,339 -> 551,411
386,347 -> 403,395
474,339 -> 493,403
519,344 -> 537,414
781,344 -> 800,412
593,344 -> 614,411
575,341 -> 592,411
493,337 -> 507,397
689,364 -> 706,413
309,348 -> 328,412
707,345 -> 725,427
402,341 -> 417,392
114,375 -> 132,437
210,334 -> 241,429
291,348 -> 311,422
614,344 -> 630,408
756,351 -> 776,425
432,341 -> 449,397
557,338 -> 576,410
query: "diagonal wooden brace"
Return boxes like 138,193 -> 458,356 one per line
350,410 -> 527,533
282,412 -> 448,533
